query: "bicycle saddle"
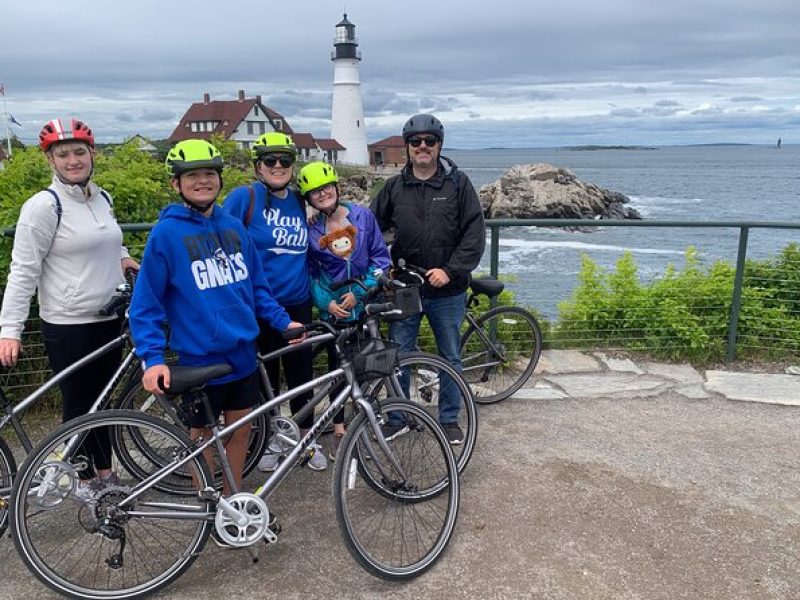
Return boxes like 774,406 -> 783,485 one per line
165,364 -> 233,395
470,276 -> 505,298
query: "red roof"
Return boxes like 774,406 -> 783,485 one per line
368,135 -> 405,149
317,138 -> 346,151
291,132 -> 317,149
169,94 -> 293,142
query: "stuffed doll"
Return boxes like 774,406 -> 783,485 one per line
319,224 -> 357,260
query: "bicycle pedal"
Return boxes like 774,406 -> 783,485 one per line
264,518 -> 281,543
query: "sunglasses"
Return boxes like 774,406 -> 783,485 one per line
409,136 -> 439,148
261,155 -> 295,168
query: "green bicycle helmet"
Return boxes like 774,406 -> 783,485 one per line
251,132 -> 297,162
165,139 -> 224,177
297,161 -> 339,197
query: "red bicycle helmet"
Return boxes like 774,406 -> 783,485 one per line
38,118 -> 95,151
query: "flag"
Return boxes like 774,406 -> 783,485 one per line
9,114 -> 21,127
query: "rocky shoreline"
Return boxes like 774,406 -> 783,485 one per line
340,162 -> 641,221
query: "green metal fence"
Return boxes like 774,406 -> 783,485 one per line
1,219 -> 799,399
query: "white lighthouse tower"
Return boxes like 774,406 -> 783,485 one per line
330,13 -> 368,165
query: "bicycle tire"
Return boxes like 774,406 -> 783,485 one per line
11,409 -> 213,600
364,351 -> 477,475
334,398 -> 459,580
460,305 -> 542,404
0,434 -> 17,540
115,380 -> 268,491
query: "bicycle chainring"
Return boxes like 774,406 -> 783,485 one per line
214,493 -> 272,547
29,460 -> 77,509
267,416 -> 300,454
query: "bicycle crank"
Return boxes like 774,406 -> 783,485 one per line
214,493 -> 276,547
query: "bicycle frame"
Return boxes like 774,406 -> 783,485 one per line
110,338 -> 407,527
0,334 -> 139,504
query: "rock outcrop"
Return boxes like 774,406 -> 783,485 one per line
479,163 -> 641,220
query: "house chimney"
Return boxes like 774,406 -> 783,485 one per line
203,92 -> 210,104
256,95 -> 262,105
238,89 -> 245,102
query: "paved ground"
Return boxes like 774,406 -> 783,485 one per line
1,351 -> 799,599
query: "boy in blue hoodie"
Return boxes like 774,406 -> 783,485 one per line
129,139 -> 302,496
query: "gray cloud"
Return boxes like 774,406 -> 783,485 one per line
2,0 -> 799,146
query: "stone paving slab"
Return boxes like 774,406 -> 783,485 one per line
593,353 -> 645,374
542,373 -> 670,399
643,362 -> 704,385
535,350 -> 601,374
513,382 -> 569,400
704,371 -> 800,406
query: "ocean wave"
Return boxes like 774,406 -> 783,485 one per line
628,195 -> 706,204
497,238 -> 684,255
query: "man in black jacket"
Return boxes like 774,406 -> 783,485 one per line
371,113 -> 485,444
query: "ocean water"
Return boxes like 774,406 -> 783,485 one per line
445,145 -> 800,318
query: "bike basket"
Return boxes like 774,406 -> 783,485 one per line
343,338 -> 400,380
383,285 -> 423,321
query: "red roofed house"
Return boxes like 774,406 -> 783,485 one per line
316,138 -> 346,165
368,135 -> 406,168
291,132 -> 321,162
169,90 -> 293,150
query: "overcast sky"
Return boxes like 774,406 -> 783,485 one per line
2,0 -> 799,148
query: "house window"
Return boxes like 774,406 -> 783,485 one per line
259,121 -> 266,134
356,119 -> 360,128
207,121 -> 214,131
190,122 -> 198,132
247,121 -> 256,135
273,119 -> 282,131
254,106 -> 259,117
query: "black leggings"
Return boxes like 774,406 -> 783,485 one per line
41,318 -> 123,478
258,300 -> 314,430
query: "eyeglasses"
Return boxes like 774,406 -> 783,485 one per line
260,154 -> 295,168
309,183 -> 337,200
408,136 -> 439,148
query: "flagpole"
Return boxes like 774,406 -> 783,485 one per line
2,84 -> 11,158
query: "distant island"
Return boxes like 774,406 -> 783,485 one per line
560,145 -> 658,151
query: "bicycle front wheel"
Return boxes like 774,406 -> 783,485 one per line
11,410 -> 213,600
365,351 -> 477,475
460,306 -> 542,404
334,398 -> 459,580
0,434 -> 16,540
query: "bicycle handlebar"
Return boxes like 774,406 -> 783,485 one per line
98,268 -> 139,317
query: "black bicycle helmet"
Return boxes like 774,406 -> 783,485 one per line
402,113 -> 445,143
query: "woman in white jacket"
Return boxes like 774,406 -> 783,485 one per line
0,118 -> 138,501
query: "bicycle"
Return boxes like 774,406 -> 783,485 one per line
310,274 -> 478,475
397,260 -> 542,404
0,279 -> 141,540
9,303 -> 460,599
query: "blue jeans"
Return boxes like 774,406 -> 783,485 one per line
389,292 -> 466,424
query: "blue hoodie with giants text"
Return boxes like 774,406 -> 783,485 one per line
129,204 -> 291,383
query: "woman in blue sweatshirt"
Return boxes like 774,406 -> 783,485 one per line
129,139 -> 301,497
222,133 -> 325,472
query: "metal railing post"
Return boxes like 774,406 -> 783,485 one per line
489,224 -> 500,279
726,226 -> 749,361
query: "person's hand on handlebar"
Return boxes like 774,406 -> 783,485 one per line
285,321 -> 306,344
426,268 -> 450,288
143,364 -> 171,394
121,257 -> 140,274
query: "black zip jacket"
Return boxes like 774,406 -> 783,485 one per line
370,156 -> 485,298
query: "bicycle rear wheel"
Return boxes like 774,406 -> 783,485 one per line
365,351 -> 477,474
0,434 -> 16,540
115,381 -> 268,492
334,398 -> 459,580
460,305 -> 542,404
11,410 -> 213,600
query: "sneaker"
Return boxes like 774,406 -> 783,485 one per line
258,451 -> 280,473
305,443 -> 328,471
74,478 -> 105,504
442,423 -> 464,446
99,472 -> 130,492
381,422 -> 409,442
328,433 -> 344,461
